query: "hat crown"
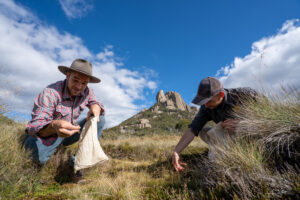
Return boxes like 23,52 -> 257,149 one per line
198,78 -> 212,98
192,77 -> 223,105
70,59 -> 93,75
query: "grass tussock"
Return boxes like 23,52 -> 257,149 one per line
234,88 -> 300,169
0,122 -> 39,199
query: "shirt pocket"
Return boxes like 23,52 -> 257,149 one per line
79,103 -> 87,112
54,104 -> 69,119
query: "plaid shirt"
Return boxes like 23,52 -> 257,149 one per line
26,79 -> 105,146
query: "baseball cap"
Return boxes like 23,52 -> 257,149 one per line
192,77 -> 224,105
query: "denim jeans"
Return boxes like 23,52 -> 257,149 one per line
24,115 -> 105,165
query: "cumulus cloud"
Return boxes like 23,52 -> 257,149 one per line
0,0 -> 157,127
58,0 -> 93,19
217,19 -> 300,92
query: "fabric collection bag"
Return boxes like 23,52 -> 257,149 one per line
205,122 -> 235,160
74,116 -> 108,171
206,122 -> 229,145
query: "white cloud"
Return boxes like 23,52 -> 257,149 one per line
58,0 -> 93,19
217,19 -> 300,93
0,0 -> 157,127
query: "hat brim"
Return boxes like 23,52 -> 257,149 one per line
192,96 -> 212,106
58,66 -> 101,83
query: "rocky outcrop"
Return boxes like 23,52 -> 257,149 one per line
106,89 -> 198,136
155,90 -> 192,112
156,90 -> 167,103
139,118 -> 151,128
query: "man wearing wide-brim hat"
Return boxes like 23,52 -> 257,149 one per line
24,58 -> 105,180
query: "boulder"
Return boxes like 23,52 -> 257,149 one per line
138,118 -> 151,128
141,108 -> 148,112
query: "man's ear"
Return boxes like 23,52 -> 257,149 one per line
219,91 -> 225,98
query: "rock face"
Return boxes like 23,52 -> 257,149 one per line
156,90 -> 167,103
139,118 -> 151,128
156,90 -> 191,112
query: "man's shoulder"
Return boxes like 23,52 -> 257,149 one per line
227,87 -> 257,95
41,80 -> 65,96
226,87 -> 258,103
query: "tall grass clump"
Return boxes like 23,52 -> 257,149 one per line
0,120 -> 40,199
200,87 -> 300,200
235,87 -> 300,169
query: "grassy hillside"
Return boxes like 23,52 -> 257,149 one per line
104,103 -> 207,138
0,89 -> 299,199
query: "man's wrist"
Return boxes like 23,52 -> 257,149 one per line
51,120 -> 57,129
173,148 -> 181,155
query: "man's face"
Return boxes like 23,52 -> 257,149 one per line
204,94 -> 224,109
66,71 -> 90,96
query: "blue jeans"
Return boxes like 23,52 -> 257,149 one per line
24,115 -> 105,165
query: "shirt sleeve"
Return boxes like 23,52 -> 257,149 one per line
87,87 -> 105,115
26,89 -> 56,136
188,106 -> 211,136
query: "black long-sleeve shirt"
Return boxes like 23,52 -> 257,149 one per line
189,87 -> 257,136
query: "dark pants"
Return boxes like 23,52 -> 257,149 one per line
24,116 -> 105,165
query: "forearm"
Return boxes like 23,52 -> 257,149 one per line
90,104 -> 101,115
38,120 -> 58,137
174,128 -> 195,154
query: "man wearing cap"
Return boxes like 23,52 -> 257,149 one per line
172,77 -> 257,171
24,58 -> 105,169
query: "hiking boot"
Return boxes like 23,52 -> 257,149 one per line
70,170 -> 86,184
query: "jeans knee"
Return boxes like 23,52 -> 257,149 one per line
98,115 -> 106,130
97,115 -> 105,138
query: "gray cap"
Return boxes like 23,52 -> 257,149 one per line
192,77 -> 224,105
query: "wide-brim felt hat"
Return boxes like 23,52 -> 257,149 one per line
58,58 -> 101,83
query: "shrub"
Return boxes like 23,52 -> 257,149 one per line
175,119 -> 191,131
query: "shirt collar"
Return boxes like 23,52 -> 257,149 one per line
62,79 -> 71,100
223,89 -> 229,104
217,89 -> 229,109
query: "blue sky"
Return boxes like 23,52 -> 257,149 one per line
1,0 -> 300,127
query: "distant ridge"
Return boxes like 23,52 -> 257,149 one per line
104,90 -> 198,138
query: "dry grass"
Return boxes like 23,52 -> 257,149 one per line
0,122 -> 40,199
0,126 -> 208,200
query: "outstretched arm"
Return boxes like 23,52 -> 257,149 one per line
172,128 -> 195,172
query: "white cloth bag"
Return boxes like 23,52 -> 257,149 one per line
74,117 -> 108,171
206,122 -> 228,145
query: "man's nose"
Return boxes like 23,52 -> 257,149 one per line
75,82 -> 83,90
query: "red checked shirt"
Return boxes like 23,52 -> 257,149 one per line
26,79 -> 105,146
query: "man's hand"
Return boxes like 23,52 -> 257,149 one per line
221,119 -> 239,133
51,120 -> 81,138
88,104 -> 101,122
172,152 -> 187,172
